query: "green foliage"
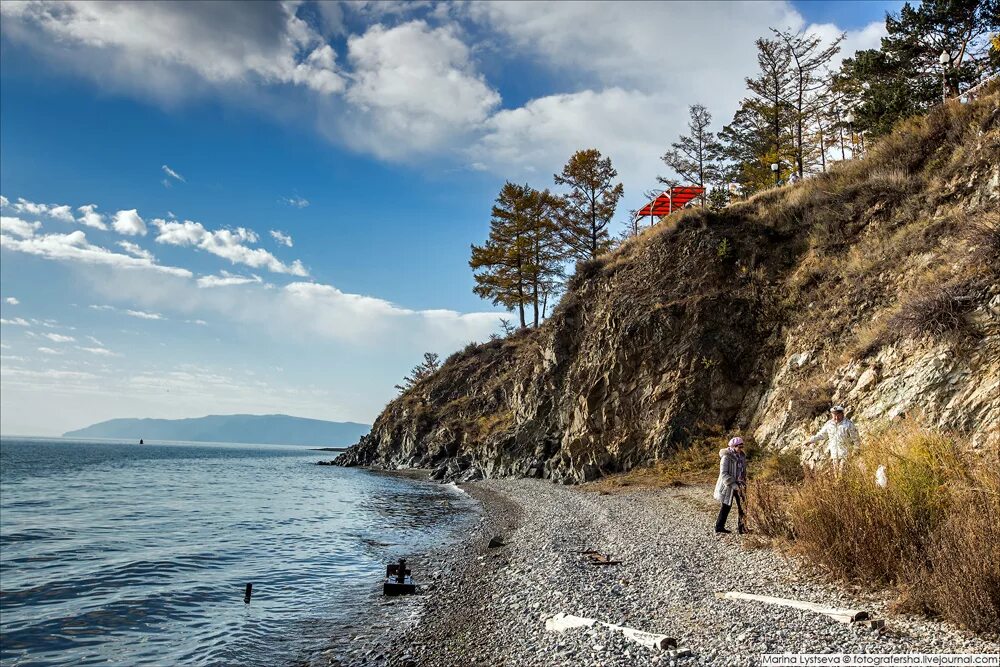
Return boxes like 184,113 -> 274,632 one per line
554,149 -> 624,261
716,238 -> 731,260
837,0 -> 999,137
470,182 -> 565,328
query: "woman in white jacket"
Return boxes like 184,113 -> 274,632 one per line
714,437 -> 747,534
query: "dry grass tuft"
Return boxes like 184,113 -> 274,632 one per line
750,423 -> 1000,634
885,282 -> 980,342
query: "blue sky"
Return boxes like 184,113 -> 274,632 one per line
0,1 -> 901,436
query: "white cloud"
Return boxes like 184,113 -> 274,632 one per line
270,230 -> 294,246
112,209 -> 146,236
9,197 -> 75,222
161,164 -> 185,182
116,240 -> 155,261
1,216 -> 42,238
125,309 -> 164,321
197,271 -> 264,288
77,204 -> 109,230
340,20 -> 500,158
0,1 -> 344,99
0,229 -> 192,277
41,333 -> 75,343
0,195 -> 8,207
282,196 -> 309,209
153,218 -> 307,276
1,317 -> 31,326
78,346 -> 117,356
5,297 -> 19,305
472,87 -> 668,197
37,346 -> 63,355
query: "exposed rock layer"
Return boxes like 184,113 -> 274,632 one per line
337,88 -> 1000,482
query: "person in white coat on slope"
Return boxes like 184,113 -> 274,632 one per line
806,405 -> 860,474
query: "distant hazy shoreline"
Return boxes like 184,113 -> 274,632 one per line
62,413 -> 370,447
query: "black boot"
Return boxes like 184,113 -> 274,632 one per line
715,502 -> 732,533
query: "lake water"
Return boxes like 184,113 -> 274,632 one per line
0,438 -> 477,666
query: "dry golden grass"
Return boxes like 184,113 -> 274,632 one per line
584,433 -> 728,493
750,423 -> 1000,634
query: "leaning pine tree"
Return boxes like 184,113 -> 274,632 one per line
554,149 -> 624,262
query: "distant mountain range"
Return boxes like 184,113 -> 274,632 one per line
63,414 -> 370,447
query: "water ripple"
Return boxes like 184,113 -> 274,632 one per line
0,438 -> 477,666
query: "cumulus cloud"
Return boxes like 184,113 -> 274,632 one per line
112,209 -> 146,236
0,229 -> 192,277
197,271 -> 264,288
0,1 -> 345,100
8,197 -> 75,222
1,216 -> 42,238
77,204 -> 109,230
1,317 -> 31,326
153,218 -> 307,276
161,164 -> 185,182
340,20 -> 500,158
5,297 -> 19,305
270,230 -> 294,246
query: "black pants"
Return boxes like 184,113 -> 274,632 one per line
715,491 -> 744,532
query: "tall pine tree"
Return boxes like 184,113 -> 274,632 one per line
554,149 -> 624,262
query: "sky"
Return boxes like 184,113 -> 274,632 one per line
0,0 -> 903,436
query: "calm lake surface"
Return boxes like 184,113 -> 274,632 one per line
0,438 -> 477,666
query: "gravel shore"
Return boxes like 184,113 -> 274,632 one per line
331,478 -> 999,666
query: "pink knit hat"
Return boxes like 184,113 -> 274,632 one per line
728,437 -> 744,448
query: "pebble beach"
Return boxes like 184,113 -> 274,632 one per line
330,478 -> 1000,667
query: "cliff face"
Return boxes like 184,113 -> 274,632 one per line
337,88 -> 1000,483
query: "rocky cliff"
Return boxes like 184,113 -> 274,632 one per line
337,86 -> 1000,483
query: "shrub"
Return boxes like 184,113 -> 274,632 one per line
886,282 -> 978,342
755,450 -> 805,484
753,423 -> 1000,635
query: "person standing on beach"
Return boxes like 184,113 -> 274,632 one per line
713,437 -> 747,534
805,405 -> 860,474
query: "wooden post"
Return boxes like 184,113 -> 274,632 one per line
397,558 -> 407,584
244,583 -> 253,604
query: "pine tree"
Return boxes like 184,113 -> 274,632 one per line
771,28 -> 844,178
660,104 -> 723,207
745,38 -> 795,173
470,182 -> 533,328
554,149 -> 624,262
395,352 -> 440,393
836,0 -> 999,137
469,183 -> 565,328
522,187 -> 565,327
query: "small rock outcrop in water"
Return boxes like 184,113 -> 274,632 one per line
336,88 -> 1000,483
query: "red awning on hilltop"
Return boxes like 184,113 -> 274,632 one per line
636,186 -> 704,218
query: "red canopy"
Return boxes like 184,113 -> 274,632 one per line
636,186 -> 704,218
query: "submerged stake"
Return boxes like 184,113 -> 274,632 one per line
244,583 -> 253,604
